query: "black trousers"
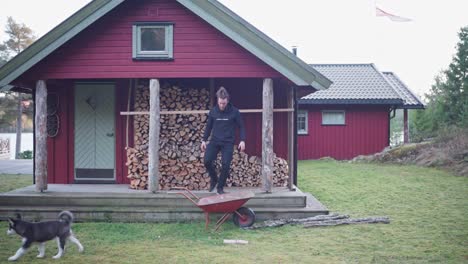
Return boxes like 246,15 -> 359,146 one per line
203,141 -> 234,191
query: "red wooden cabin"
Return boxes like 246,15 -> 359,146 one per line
298,64 -> 424,160
0,0 -> 331,190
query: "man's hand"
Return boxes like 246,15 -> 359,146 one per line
238,141 -> 245,152
201,141 -> 207,152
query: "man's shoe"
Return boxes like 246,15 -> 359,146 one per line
217,189 -> 226,195
209,183 -> 217,192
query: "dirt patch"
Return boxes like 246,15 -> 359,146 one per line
352,129 -> 468,176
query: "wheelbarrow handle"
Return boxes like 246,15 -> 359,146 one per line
170,187 -> 201,205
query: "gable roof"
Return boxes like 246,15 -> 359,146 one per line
0,0 -> 331,91
299,64 -> 403,105
382,72 -> 424,109
0,0 -> 124,91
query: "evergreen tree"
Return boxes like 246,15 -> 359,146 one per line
412,26 -> 468,138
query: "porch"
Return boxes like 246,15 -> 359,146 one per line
0,184 -> 328,222
34,77 -> 296,189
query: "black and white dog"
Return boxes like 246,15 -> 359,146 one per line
6,211 -> 84,261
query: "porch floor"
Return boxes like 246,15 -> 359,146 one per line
5,184 -> 299,195
0,184 -> 328,223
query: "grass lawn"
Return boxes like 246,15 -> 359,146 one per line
0,174 -> 32,193
0,161 -> 467,263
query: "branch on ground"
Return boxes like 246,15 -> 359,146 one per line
246,213 -> 390,229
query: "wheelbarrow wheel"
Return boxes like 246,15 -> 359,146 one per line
233,207 -> 255,228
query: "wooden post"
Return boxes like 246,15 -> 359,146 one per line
35,80 -> 47,192
403,109 -> 409,143
262,78 -> 274,193
287,86 -> 295,190
148,79 -> 161,193
15,93 -> 22,159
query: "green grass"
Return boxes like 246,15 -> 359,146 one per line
0,174 -> 32,193
1,161 -> 467,263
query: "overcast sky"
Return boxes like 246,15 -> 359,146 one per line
1,0 -> 467,99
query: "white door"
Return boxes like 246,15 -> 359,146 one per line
74,83 -> 115,182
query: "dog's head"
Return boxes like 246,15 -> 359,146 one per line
7,214 -> 22,236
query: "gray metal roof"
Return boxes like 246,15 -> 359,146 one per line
300,64 -> 410,106
382,72 -> 424,109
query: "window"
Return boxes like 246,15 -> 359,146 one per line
297,110 -> 308,134
133,22 -> 173,60
322,110 -> 345,125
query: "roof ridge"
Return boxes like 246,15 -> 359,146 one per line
370,63 -> 402,99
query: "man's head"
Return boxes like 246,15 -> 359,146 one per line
216,87 -> 229,111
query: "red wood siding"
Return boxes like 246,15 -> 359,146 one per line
298,105 -> 390,160
115,80 -> 134,184
22,0 -> 283,81
46,82 -> 74,183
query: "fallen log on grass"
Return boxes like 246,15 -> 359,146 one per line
246,213 -> 390,229
303,216 -> 390,228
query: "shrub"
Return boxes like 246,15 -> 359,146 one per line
18,150 -> 33,159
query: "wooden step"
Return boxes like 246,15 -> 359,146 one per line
0,185 -> 309,208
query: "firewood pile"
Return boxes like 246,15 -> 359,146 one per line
126,81 -> 289,190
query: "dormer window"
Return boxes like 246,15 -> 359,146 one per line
133,22 -> 174,60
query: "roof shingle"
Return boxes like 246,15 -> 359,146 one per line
300,64 -> 423,108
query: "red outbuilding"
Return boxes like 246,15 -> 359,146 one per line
298,64 -> 424,160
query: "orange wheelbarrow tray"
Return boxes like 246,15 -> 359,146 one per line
172,187 -> 256,231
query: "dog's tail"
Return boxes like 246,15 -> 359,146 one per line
58,211 -> 74,225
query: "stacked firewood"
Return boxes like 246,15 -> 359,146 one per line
224,150 -> 289,188
126,81 -> 289,190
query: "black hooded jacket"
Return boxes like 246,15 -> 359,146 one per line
203,103 -> 246,144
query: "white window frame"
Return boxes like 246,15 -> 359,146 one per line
133,22 -> 174,60
297,110 -> 308,135
322,110 -> 346,125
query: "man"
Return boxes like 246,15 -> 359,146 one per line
201,87 -> 246,194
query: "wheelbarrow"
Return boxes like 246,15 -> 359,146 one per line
172,187 -> 256,231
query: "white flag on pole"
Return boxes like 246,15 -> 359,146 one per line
376,7 -> 412,22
